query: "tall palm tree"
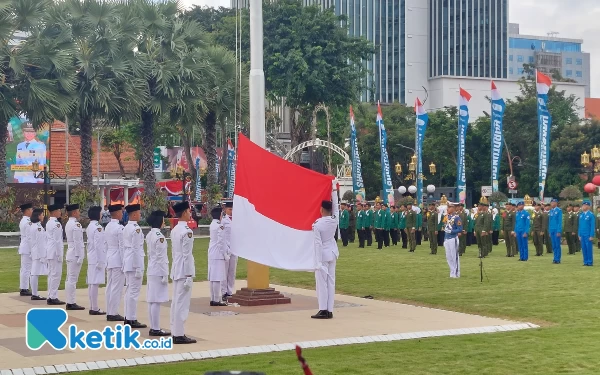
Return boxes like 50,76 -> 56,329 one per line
0,0 -> 75,192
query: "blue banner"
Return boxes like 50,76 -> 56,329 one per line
195,157 -> 202,201
226,139 -> 236,198
457,88 -> 471,204
537,71 -> 552,201
377,103 -> 394,206
415,99 -> 428,206
349,106 -> 366,202
491,82 -> 505,193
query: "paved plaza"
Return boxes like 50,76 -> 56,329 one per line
0,281 -> 538,374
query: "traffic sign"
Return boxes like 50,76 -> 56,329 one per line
153,147 -> 162,172
508,180 -> 517,190
481,186 -> 492,197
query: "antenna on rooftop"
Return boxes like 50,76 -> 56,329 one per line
547,31 -> 559,38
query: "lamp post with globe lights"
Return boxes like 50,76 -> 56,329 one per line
395,157 -> 436,205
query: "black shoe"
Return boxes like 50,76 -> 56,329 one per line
149,329 -> 171,337
327,311 -> 333,319
173,335 -> 197,344
210,301 -> 228,306
311,310 -> 329,319
66,303 -> 85,310
31,295 -> 46,301
89,309 -> 106,316
47,298 -> 66,305
125,320 -> 147,329
107,314 -> 125,322
20,289 -> 32,296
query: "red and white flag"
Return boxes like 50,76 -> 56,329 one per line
231,134 -> 334,271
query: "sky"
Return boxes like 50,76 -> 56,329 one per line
182,0 -> 599,97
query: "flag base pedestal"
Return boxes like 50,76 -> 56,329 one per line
227,288 -> 291,306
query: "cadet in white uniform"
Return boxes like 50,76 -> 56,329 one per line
86,206 -> 107,315
46,204 -> 66,305
64,204 -> 86,310
208,207 -> 227,306
122,204 -> 147,329
29,208 -> 48,300
221,201 -> 236,299
145,210 -> 171,337
311,180 -> 339,320
170,201 -> 197,344
18,203 -> 33,296
105,204 -> 126,321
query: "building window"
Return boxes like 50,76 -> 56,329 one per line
566,58 -> 572,64
576,58 -> 583,65
576,71 -> 582,77
509,55 -> 513,61
518,67 -> 524,75
517,55 -> 523,62
566,70 -> 573,77
528,56 -> 534,63
509,67 -> 513,74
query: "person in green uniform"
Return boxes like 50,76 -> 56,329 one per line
390,206 -> 399,246
458,203 -> 468,255
503,203 -> 516,257
427,203 -> 438,254
339,203 -> 350,247
348,205 -> 356,243
531,202 -> 544,256
492,208 -> 501,246
484,202 -> 493,256
564,204 -> 575,254
374,202 -> 383,249
468,205 -> 477,246
399,205 -> 407,248
475,198 -> 492,258
356,203 -> 365,248
382,203 -> 391,248
405,202 -> 417,252
365,203 -> 374,246
543,203 -> 552,254
573,204 -> 581,252
416,207 -> 423,246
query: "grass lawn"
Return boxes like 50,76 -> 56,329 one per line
2,239 -> 600,374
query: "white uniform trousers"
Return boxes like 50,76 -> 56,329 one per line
65,260 -> 83,304
47,259 -> 63,299
106,268 -> 126,315
170,279 -> 192,337
124,271 -> 142,320
444,237 -> 460,278
20,254 -> 32,290
222,255 -> 238,295
315,259 -> 337,312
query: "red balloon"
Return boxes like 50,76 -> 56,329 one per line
592,175 -> 600,186
584,183 -> 597,194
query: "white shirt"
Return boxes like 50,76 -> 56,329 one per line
105,219 -> 124,269
18,216 -> 31,255
29,222 -> 46,260
208,220 -> 226,260
45,217 -> 63,260
146,229 -> 169,276
170,221 -> 195,281
313,190 -> 340,264
65,217 -> 85,261
122,221 -> 145,272
221,215 -> 232,254
86,220 -> 106,265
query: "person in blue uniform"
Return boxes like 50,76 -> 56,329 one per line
513,201 -> 531,261
549,198 -> 563,264
443,203 -> 463,278
578,200 -> 596,266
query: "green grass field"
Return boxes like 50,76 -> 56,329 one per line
2,239 -> 600,374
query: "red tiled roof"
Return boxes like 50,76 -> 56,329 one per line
49,121 -> 139,178
585,98 -> 600,119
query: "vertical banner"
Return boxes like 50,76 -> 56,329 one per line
491,81 -> 505,192
349,106 -> 366,202
457,87 -> 472,204
226,138 -> 236,198
195,157 -> 202,201
537,71 -> 552,201
377,102 -> 394,206
415,98 -> 429,206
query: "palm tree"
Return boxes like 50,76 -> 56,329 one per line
0,0 -> 75,192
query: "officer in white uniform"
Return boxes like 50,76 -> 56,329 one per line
311,180 -> 339,320
105,204 -> 126,321
122,204 -> 147,329
170,201 -> 197,344
86,206 -> 107,315
208,206 -> 227,306
29,208 -> 48,301
221,201 -> 236,299
64,204 -> 86,310
18,203 -> 33,296
13,122 -> 46,183
46,204 -> 66,305
145,211 -> 171,337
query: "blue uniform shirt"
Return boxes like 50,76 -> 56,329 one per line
578,211 -> 596,237
549,207 -> 563,232
444,214 -> 463,240
515,210 -> 531,233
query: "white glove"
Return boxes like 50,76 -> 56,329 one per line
135,268 -> 143,278
224,253 -> 231,261
76,257 -> 83,265
96,262 -> 104,270
57,254 -> 63,263
40,258 -> 47,264
161,275 -> 168,285
183,276 -> 193,290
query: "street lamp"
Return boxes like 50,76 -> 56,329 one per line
395,162 -> 402,175
581,146 -> 600,172
30,160 -> 68,217
429,162 -> 436,175
171,165 -> 191,202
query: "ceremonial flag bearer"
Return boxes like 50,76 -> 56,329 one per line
443,203 -> 463,278
170,201 -> 197,344
85,206 -> 107,315
18,203 -> 33,296
65,204 -> 86,310
221,201 -> 236,299
208,207 -> 228,306
123,204 -> 147,328
145,211 -> 171,336
46,204 -> 66,305
29,208 -> 48,300
105,204 -> 126,321
311,180 -> 339,320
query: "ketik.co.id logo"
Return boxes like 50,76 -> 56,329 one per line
26,308 -> 172,350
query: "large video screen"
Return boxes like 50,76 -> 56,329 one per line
5,116 -> 48,183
